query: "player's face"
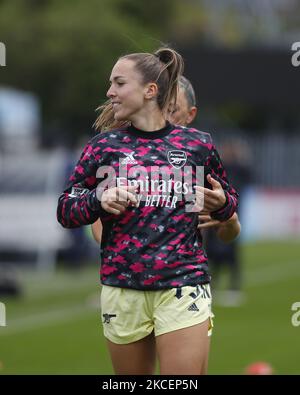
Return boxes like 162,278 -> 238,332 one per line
168,87 -> 190,126
107,59 -> 146,122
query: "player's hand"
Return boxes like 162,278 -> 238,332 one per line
197,212 -> 221,229
101,186 -> 138,215
195,174 -> 226,213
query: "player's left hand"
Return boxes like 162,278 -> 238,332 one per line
195,174 -> 226,212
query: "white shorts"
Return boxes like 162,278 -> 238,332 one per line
100,283 -> 214,344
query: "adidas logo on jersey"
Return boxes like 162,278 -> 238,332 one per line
120,152 -> 138,165
188,303 -> 199,312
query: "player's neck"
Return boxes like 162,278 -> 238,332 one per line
130,107 -> 166,132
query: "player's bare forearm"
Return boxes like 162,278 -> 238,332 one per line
91,219 -> 102,244
216,212 -> 241,243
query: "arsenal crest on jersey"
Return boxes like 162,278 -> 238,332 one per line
167,150 -> 187,169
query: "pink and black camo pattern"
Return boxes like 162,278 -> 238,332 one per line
57,124 -> 238,290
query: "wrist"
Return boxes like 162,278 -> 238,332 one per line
211,192 -> 229,221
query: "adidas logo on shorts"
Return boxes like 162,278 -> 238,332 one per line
188,303 -> 199,312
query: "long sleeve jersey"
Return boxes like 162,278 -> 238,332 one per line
57,123 -> 238,290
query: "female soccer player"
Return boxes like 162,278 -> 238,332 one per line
57,47 -> 238,375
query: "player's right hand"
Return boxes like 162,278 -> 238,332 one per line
100,186 -> 138,215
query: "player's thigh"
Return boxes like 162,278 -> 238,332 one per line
106,331 -> 156,375
200,332 -> 211,375
101,286 -> 156,374
153,284 -> 213,375
156,319 -> 210,375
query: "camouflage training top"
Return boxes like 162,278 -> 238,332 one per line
57,122 -> 238,290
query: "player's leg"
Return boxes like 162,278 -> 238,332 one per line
100,285 -> 155,374
200,321 -> 212,374
156,319 -> 210,375
106,331 -> 156,375
154,284 -> 213,375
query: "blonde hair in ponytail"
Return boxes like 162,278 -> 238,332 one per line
153,47 -> 184,114
94,100 -> 128,133
94,46 -> 184,133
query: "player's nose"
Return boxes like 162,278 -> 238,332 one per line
107,85 -> 115,99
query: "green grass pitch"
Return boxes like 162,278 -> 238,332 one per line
0,240 -> 299,374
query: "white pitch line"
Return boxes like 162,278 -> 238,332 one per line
245,261 -> 299,288
0,302 -> 100,336
22,273 -> 99,298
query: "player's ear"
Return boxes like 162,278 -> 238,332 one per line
144,82 -> 158,100
187,106 -> 197,124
